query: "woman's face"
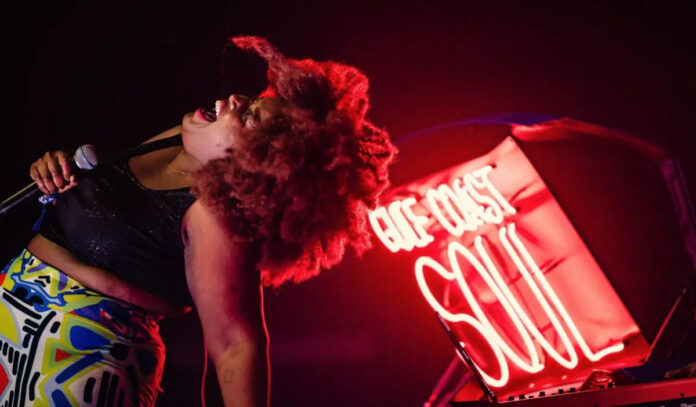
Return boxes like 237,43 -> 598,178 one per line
181,94 -> 284,165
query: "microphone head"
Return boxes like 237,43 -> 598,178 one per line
74,144 -> 99,170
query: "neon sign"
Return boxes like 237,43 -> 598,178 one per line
370,165 -> 517,252
369,137 -> 647,394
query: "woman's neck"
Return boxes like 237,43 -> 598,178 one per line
168,150 -> 203,175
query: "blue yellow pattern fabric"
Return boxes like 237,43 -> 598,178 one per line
0,249 -> 165,406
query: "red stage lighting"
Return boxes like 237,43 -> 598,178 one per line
369,117 -> 696,401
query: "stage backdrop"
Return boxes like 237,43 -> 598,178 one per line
363,117 -> 695,402
370,134 -> 649,398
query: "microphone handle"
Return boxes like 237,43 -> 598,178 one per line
0,143 -> 98,221
0,137 -> 178,220
0,182 -> 43,218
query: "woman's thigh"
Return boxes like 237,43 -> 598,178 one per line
0,249 -> 165,407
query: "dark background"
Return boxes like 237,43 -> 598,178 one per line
1,1 -> 695,405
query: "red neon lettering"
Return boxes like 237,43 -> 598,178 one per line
415,223 -> 624,387
369,166 -> 517,252
368,206 -> 406,252
427,184 -> 476,236
400,197 -> 434,248
469,166 -> 517,218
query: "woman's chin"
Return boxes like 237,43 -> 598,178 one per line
182,113 -> 207,132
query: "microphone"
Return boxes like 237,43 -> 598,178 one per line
0,145 -> 99,218
73,144 -> 99,171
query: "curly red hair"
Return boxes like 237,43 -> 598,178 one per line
191,36 -> 397,287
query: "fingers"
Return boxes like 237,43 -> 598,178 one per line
29,164 -> 48,194
33,156 -> 56,194
56,151 -> 71,179
665,362 -> 696,379
29,151 -> 75,195
57,175 -> 78,194
43,151 -> 65,190
665,367 -> 685,379
665,368 -> 678,379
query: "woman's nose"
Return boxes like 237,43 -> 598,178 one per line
228,94 -> 250,111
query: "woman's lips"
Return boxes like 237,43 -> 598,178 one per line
196,107 -> 217,122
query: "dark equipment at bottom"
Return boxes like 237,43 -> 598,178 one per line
450,377 -> 696,407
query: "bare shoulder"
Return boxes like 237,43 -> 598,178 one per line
181,201 -> 250,255
181,201 -> 260,287
182,200 -> 230,242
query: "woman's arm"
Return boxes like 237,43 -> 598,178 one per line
182,201 -> 269,407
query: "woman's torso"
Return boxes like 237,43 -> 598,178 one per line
27,138 -> 194,317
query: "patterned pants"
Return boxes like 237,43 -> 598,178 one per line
0,249 -> 165,407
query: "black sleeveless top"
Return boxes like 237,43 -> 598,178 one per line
38,137 -> 197,306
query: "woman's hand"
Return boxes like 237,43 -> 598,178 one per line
665,362 -> 696,379
29,150 -> 78,194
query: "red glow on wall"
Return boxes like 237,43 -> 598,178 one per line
369,136 -> 649,398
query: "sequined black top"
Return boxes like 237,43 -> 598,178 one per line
38,139 -> 196,306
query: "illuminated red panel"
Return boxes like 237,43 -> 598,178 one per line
369,136 -> 649,398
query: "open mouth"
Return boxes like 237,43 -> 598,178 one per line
198,106 -> 217,122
